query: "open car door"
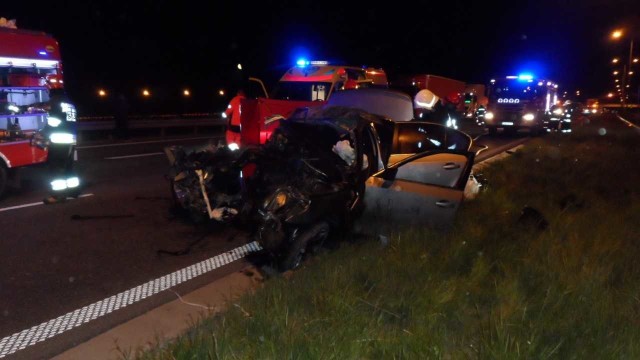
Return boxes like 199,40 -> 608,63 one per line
353,149 -> 475,236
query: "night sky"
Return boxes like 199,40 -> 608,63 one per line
3,0 -> 639,114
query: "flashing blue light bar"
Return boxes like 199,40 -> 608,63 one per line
506,76 -> 518,79
296,58 -> 310,67
310,60 -> 328,65
518,74 -> 534,81
38,51 -> 47,56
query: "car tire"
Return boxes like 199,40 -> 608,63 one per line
279,222 -> 330,271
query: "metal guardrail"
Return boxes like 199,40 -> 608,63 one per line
76,113 -> 227,136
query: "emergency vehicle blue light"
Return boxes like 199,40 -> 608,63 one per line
296,58 -> 310,67
39,51 -> 47,55
518,74 -> 534,81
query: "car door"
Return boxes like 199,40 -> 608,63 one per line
353,149 -> 474,236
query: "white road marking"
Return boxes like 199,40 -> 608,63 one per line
0,241 -> 263,359
104,152 -> 164,160
616,115 -> 640,131
76,136 -> 219,149
0,194 -> 94,213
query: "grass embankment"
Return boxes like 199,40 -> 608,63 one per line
136,120 -> 640,359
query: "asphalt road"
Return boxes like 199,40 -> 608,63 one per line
0,122 -> 527,359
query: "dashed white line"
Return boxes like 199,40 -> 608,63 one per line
0,241 -> 263,358
104,152 -> 164,160
0,194 -> 94,213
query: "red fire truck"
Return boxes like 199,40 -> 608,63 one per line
0,24 -> 77,198
238,61 -> 388,146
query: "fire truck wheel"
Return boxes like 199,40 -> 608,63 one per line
0,164 -> 7,199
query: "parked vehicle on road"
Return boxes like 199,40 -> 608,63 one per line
0,24 -> 78,198
239,61 -> 389,147
484,75 -> 558,135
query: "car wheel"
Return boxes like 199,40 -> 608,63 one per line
279,222 -> 330,271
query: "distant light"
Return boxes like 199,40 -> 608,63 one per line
219,90 -> 225,96
490,79 -> 496,83
612,58 -> 619,64
629,71 -> 634,75
506,75 -> 518,79
537,81 -> 543,86
237,63 -> 242,70
183,89 -> 190,96
616,84 -> 620,88
613,71 -> 619,75
615,79 -> 619,82
611,30 -> 623,39
142,89 -> 150,97
554,84 -> 558,88
228,142 -> 240,151
518,74 -> 533,80
38,51 -> 47,55
634,58 -> 639,63
98,89 -> 107,97
626,85 -> 630,88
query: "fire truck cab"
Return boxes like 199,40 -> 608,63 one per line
0,24 -> 77,198
269,60 -> 388,102
239,61 -> 388,146
483,75 -> 558,136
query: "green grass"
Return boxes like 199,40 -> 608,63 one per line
133,120 -> 640,359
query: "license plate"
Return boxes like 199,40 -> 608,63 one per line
502,122 -> 514,126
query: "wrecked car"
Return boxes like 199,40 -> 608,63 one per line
166,89 -> 476,270
166,107 -> 385,269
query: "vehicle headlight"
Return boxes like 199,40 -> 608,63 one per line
485,112 -> 494,120
523,113 -> 535,121
221,112 -> 227,119
265,191 -> 288,211
227,142 -> 240,151
552,108 -> 563,115
50,132 -> 76,144
47,116 -> 62,127
66,176 -> 80,188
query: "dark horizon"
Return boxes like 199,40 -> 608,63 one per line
3,0 -> 639,114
